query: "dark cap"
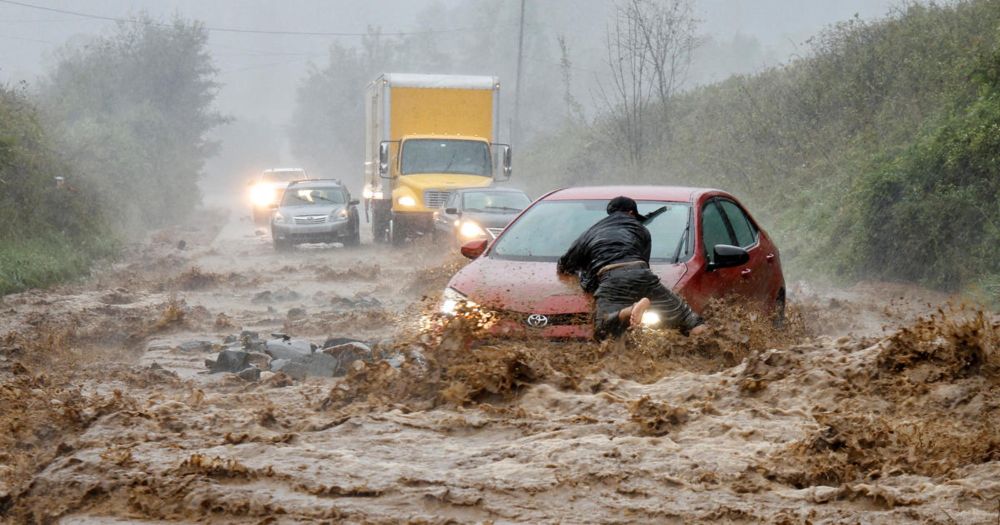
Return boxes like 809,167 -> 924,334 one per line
607,196 -> 646,220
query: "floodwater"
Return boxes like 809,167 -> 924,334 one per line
1,210 -> 997,524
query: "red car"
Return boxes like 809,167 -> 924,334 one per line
440,186 -> 785,338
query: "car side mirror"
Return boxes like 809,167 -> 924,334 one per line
444,207 -> 458,215
708,244 -> 749,271
460,239 -> 488,259
378,141 -> 390,178
349,199 -> 360,206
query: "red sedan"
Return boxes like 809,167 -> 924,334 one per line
440,186 -> 785,338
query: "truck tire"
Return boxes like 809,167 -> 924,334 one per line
389,217 -> 405,246
372,209 -> 389,244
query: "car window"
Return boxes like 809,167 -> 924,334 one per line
701,201 -> 733,263
491,200 -> 691,262
718,200 -> 757,248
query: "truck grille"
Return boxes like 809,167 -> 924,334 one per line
293,215 -> 327,225
486,227 -> 504,239
424,190 -> 450,208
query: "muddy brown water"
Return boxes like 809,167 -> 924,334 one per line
0,212 -> 997,524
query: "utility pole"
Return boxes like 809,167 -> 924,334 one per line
512,0 -> 526,149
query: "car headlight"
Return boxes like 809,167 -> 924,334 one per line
332,208 -> 349,220
440,287 -> 475,315
272,211 -> 285,224
459,221 -> 486,238
250,184 -> 276,207
641,311 -> 661,326
398,195 -> 417,207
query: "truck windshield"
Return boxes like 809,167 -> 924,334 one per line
491,200 -> 691,262
400,139 -> 491,176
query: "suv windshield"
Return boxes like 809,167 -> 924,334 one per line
281,187 -> 346,206
491,200 -> 691,262
401,139 -> 491,176
463,191 -> 530,213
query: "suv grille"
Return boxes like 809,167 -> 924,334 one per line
424,190 -> 450,208
293,215 -> 327,225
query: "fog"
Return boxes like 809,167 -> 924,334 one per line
1,0 -> 897,197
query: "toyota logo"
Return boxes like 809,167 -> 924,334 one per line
526,314 -> 549,328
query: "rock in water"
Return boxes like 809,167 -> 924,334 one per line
205,349 -> 250,373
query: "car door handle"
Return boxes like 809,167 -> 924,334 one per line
741,268 -> 752,278
766,253 -> 775,263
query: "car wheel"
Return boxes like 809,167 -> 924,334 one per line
345,224 -> 361,247
772,292 -> 786,329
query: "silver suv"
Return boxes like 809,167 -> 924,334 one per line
271,180 -> 360,250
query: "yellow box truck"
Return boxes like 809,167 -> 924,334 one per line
363,73 -> 511,244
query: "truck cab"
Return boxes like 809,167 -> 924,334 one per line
363,74 -> 511,245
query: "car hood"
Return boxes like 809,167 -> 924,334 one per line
459,210 -> 521,229
448,257 -> 689,314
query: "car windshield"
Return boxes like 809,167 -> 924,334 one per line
400,139 -> 491,176
281,187 -> 346,206
491,200 -> 692,262
462,191 -> 530,213
262,170 -> 306,183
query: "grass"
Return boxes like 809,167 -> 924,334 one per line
0,234 -> 117,296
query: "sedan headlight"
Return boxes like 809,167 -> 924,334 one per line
440,287 -> 474,315
398,195 -> 417,207
641,311 -> 661,326
459,221 -> 486,239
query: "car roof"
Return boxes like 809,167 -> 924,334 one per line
545,185 -> 720,203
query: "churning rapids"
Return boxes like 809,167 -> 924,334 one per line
1,210 -> 997,524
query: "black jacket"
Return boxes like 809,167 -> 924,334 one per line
557,212 -> 651,293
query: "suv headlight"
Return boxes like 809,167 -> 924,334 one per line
641,311 -> 661,326
273,211 -> 286,224
332,208 -> 349,220
440,287 -> 474,315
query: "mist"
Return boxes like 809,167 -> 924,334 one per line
1,0 -> 896,197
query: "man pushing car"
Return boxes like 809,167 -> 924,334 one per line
557,196 -> 707,340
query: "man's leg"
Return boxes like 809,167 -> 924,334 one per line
643,276 -> 704,334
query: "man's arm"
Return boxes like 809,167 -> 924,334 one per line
639,225 -> 652,264
557,231 -> 589,275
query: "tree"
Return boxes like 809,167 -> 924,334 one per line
40,16 -> 225,231
596,0 -> 699,167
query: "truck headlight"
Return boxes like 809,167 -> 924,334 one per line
641,311 -> 661,326
459,221 -> 486,238
440,287 -> 474,315
398,195 -> 417,207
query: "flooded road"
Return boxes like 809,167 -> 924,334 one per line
1,210 -> 997,524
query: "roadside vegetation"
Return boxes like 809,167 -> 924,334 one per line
520,0 -> 1000,297
0,18 -> 222,295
